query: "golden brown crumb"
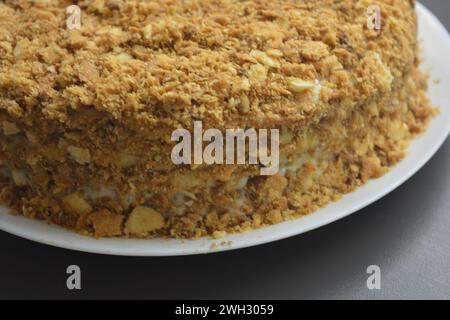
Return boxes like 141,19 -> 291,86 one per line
89,210 -> 124,238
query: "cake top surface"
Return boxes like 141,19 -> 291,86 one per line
0,0 -> 417,132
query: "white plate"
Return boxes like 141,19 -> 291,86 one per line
1,3 -> 449,256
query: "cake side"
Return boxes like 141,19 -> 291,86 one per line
0,66 -> 436,239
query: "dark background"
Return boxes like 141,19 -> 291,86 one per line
1,0 -> 449,300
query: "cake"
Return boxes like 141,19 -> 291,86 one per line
0,0 -> 436,239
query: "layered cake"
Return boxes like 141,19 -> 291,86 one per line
0,0 -> 435,239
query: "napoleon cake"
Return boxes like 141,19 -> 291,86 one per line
0,0 -> 435,239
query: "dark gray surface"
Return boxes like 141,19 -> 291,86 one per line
1,0 -> 449,300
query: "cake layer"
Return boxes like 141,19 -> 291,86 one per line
1,0 -> 417,136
